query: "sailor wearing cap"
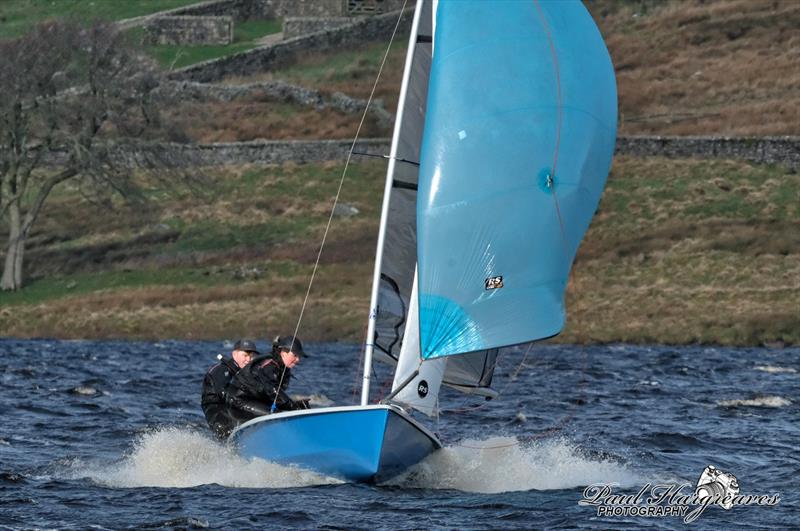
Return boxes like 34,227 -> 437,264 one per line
225,335 -> 311,426
200,339 -> 262,438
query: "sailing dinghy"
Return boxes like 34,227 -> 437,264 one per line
229,0 -> 617,483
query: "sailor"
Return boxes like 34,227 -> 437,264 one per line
200,339 -> 260,439
225,335 -> 310,425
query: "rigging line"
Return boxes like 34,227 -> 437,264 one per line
351,151 -> 421,166
272,1 -> 410,412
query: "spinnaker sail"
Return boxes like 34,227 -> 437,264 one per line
416,0 -> 617,360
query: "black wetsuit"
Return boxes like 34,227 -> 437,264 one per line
201,356 -> 240,438
225,354 -> 306,425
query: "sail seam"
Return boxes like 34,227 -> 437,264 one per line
532,0 -> 571,264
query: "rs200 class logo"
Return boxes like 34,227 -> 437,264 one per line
417,380 -> 429,398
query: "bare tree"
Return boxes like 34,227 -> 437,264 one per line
0,21 -> 182,291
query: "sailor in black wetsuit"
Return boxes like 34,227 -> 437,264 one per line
225,335 -> 310,426
201,339 -> 260,438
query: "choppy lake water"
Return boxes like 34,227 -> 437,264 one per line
0,339 -> 797,529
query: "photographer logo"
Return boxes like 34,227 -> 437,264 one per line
578,465 -> 780,524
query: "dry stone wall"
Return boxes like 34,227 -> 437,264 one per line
618,136 -> 800,171
117,139 -> 391,167
170,0 -> 269,22
166,80 -> 393,127
38,137 -> 800,170
168,8 -> 414,83
144,16 -> 233,45
346,0 -> 407,15
283,17 -> 354,40
168,0 -> 407,19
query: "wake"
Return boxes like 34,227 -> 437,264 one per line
63,426 -> 339,488
386,436 -> 643,493
63,428 -> 641,493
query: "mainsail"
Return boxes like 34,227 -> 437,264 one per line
416,0 -> 618,359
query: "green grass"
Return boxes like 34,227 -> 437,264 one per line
0,267 -> 225,306
145,18 -> 282,69
235,19 -> 281,41
0,2 -> 282,70
169,218 -> 320,253
272,42 -> 391,84
0,0 -> 200,38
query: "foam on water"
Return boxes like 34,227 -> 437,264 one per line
717,396 -> 792,408
754,365 -> 797,374
387,436 -> 642,493
65,426 -> 340,489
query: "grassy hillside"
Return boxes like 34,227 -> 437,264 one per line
5,1 -> 797,140
0,0 -> 200,38
144,19 -> 282,70
1,156 -> 797,346
1,1 -> 798,345
218,0 -> 799,139
589,0 -> 800,136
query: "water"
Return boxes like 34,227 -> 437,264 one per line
0,339 -> 797,529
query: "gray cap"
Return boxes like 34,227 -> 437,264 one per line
233,339 -> 260,354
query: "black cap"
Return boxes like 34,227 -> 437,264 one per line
273,335 -> 308,357
233,339 -> 260,354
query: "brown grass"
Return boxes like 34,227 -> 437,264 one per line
211,0 -> 800,138
589,0 -> 800,135
4,156 -> 799,345
165,97 -> 389,143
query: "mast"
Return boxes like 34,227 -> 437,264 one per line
361,0 -> 427,406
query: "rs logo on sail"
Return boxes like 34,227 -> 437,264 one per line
485,276 -> 504,290
417,380 -> 429,398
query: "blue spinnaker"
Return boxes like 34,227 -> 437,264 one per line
417,0 -> 617,359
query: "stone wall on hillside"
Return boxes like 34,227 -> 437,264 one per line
346,0 -> 407,15
166,80 -> 393,127
618,136 -> 800,171
171,0 -> 269,21
144,16 -> 233,45
262,0 -> 347,18
168,8 -> 414,83
283,17 -> 354,40
118,139 -> 391,167
37,137 -> 800,170
119,0 -> 408,31
170,0 -> 405,20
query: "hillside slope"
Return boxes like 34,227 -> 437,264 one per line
202,0 -> 799,140
1,156 -> 797,346
1,0 -> 798,345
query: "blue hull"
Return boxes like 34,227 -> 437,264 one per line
229,405 -> 441,483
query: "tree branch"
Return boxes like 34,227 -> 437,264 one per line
21,167 -> 77,236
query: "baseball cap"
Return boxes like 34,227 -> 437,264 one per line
273,335 -> 308,357
233,339 -> 260,354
